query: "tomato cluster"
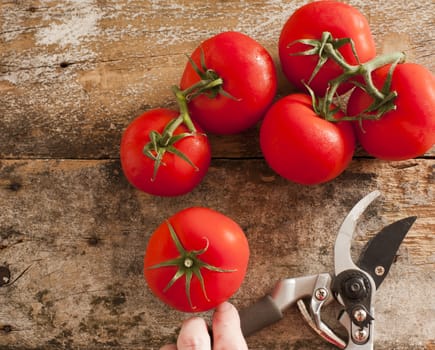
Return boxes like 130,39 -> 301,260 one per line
121,1 -> 434,313
269,1 -> 434,183
120,31 -> 277,197
121,1 -> 434,194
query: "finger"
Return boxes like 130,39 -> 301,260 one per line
160,345 -> 177,350
212,302 -> 248,350
177,316 -> 211,350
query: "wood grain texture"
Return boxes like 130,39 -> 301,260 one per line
0,159 -> 434,349
1,0 -> 434,349
1,0 -> 434,159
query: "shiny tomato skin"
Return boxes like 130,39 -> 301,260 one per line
144,207 -> 249,312
279,1 -> 376,96
180,31 -> 277,135
120,109 -> 211,196
260,94 -> 355,185
348,63 -> 435,160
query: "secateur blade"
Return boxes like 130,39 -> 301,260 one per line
334,190 -> 381,276
357,215 -> 416,289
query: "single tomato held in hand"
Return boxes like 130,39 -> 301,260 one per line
144,207 -> 250,312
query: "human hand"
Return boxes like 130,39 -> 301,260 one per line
160,302 -> 248,350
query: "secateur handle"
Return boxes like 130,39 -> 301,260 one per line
239,273 -> 345,348
239,274 -> 321,336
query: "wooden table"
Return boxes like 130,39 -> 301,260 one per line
1,1 -> 434,349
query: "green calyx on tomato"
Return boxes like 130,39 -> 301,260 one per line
143,117 -> 199,181
143,49 -> 232,181
291,31 -> 362,86
147,220 -> 236,310
184,48 -> 239,102
290,31 -> 406,124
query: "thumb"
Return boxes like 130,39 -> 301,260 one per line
212,302 -> 248,349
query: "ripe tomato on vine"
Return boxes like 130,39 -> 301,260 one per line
180,31 -> 277,135
279,0 -> 376,96
348,63 -> 435,160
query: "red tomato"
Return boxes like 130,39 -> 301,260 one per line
120,109 -> 211,196
347,63 -> 435,160
260,94 -> 355,185
180,31 -> 277,135
279,1 -> 376,96
144,207 -> 249,312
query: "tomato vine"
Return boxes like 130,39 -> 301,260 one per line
142,49 -> 236,181
291,31 -> 406,123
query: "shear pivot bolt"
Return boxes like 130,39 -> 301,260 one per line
314,288 -> 328,301
344,277 -> 367,299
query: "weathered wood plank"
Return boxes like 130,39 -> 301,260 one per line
1,0 -> 434,159
1,1 -> 434,349
0,159 -> 433,349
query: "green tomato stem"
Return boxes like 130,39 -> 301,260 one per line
147,74 -> 222,172
163,74 -> 224,141
315,36 -> 406,121
360,51 -> 405,98
142,51 -> 228,181
184,257 -> 194,268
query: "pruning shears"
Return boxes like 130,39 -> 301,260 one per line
239,191 -> 416,349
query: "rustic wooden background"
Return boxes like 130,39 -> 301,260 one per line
1,0 -> 434,349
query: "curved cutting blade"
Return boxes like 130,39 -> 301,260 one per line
334,191 -> 381,276
357,216 -> 417,289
